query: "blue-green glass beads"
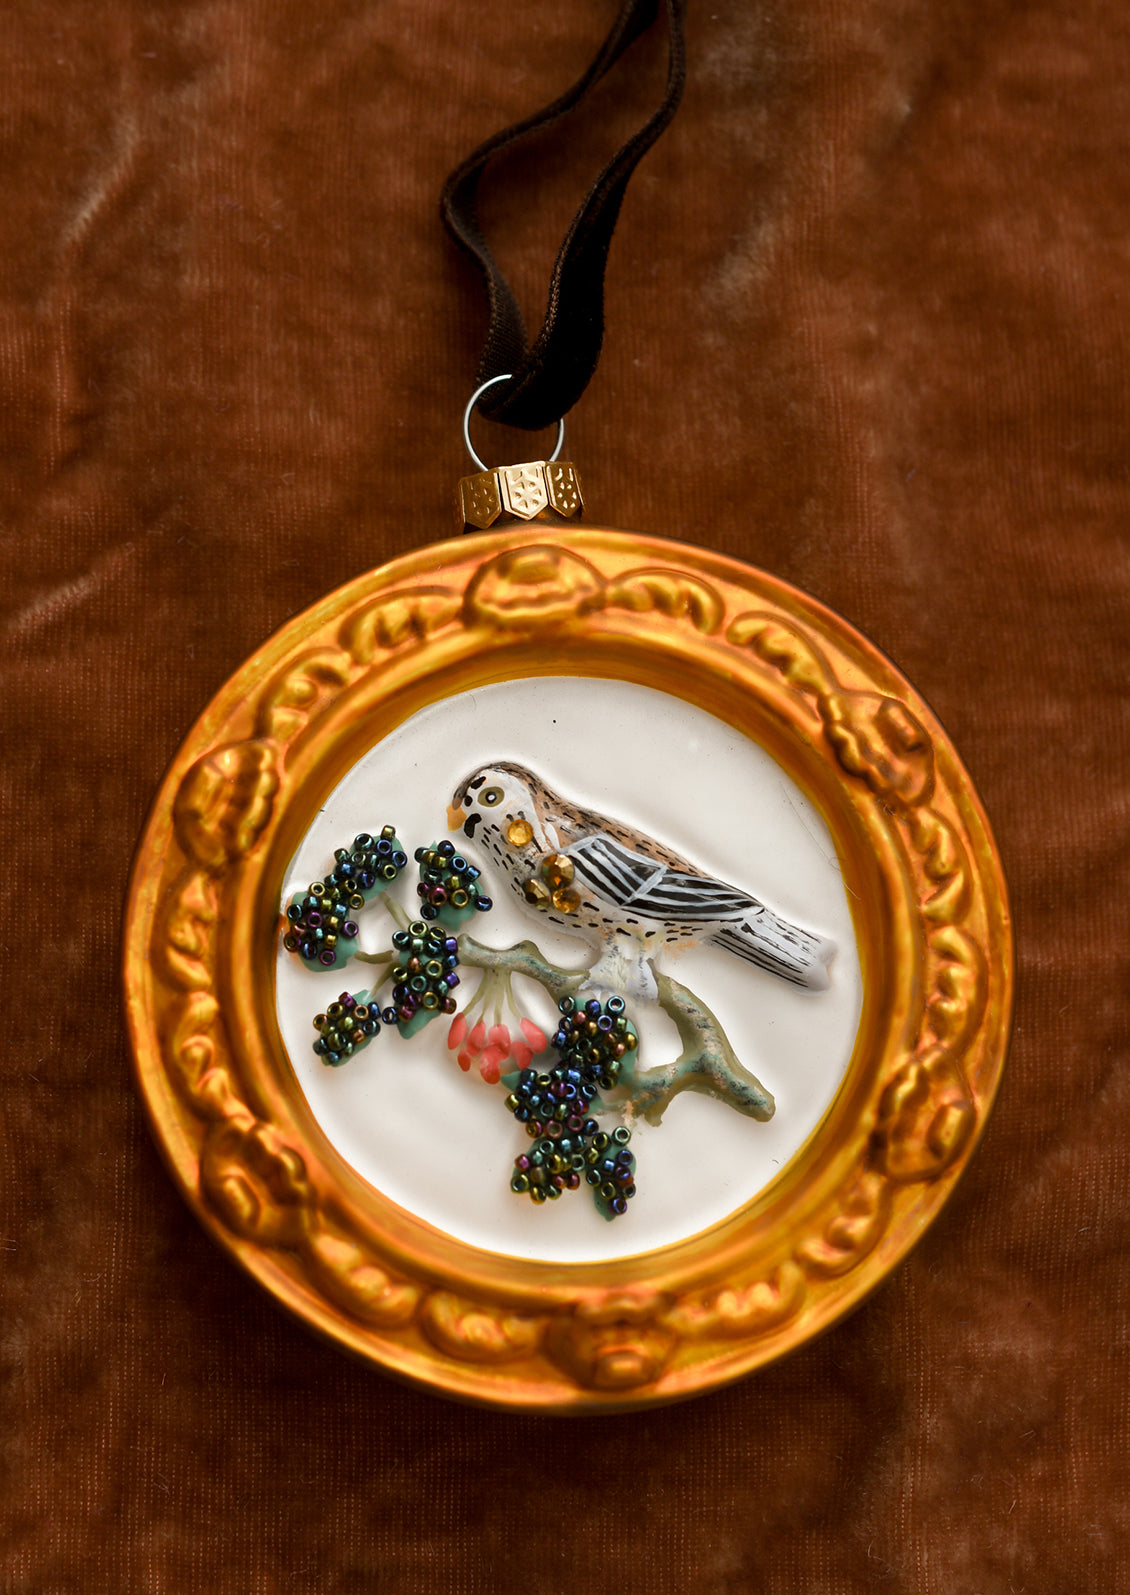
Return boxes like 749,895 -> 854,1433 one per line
413,839 -> 493,926
312,992 -> 380,1066
506,993 -> 639,1219
382,921 -> 460,1038
284,827 -> 407,968
552,993 -> 637,1091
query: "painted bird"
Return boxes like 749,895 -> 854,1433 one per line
447,761 -> 835,1001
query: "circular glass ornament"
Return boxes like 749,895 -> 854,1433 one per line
123,526 -> 1011,1411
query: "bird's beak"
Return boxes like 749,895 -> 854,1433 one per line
446,802 -> 466,831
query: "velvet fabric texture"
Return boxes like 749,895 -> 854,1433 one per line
3,1 -> 1126,1590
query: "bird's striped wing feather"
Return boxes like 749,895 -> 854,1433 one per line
564,834 -> 660,902
566,833 -> 833,989
566,834 -> 759,920
568,829 -> 746,918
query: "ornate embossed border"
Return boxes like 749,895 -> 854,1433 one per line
123,528 -> 1011,1410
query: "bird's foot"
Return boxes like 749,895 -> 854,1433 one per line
584,941 -> 658,1007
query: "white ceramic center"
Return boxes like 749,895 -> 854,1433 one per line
276,677 -> 862,1263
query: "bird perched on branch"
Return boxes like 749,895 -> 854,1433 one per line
447,761 -> 835,1002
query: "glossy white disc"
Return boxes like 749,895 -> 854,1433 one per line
276,677 -> 862,1263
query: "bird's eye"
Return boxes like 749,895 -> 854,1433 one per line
479,786 -> 503,806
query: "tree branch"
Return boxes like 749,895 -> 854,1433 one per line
625,969 -> 775,1126
454,938 -> 774,1131
456,935 -> 587,1005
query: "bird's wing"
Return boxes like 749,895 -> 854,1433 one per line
566,832 -> 835,989
565,833 -> 758,921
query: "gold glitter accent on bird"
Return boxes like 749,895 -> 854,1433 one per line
520,852 -> 581,913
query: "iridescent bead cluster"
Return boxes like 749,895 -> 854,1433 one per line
284,828 -> 407,968
413,840 -> 492,924
506,995 -> 638,1217
555,993 -> 637,1089
312,993 -> 380,1066
382,921 -> 460,1032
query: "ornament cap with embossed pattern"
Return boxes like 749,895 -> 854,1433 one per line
459,459 -> 584,531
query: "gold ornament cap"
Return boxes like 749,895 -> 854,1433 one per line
459,459 -> 584,531
459,373 -> 582,532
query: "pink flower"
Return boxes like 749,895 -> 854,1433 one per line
448,1013 -> 511,1079
479,1046 -> 506,1084
446,1005 -> 549,1082
520,1018 -> 548,1052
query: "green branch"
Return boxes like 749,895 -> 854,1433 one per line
455,935 -> 587,1005
453,937 -> 774,1130
626,970 -> 775,1126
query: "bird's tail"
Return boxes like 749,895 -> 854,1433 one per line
711,912 -> 835,990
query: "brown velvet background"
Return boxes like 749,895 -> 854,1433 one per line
3,0 -> 1127,1589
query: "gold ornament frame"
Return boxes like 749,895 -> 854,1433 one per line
123,528 -> 1011,1411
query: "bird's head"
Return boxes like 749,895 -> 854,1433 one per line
447,761 -> 548,856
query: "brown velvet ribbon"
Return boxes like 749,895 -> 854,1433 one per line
441,0 -> 686,429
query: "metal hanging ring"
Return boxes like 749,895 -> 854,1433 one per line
462,374 -> 566,472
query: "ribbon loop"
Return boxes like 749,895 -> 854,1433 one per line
441,0 -> 687,431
